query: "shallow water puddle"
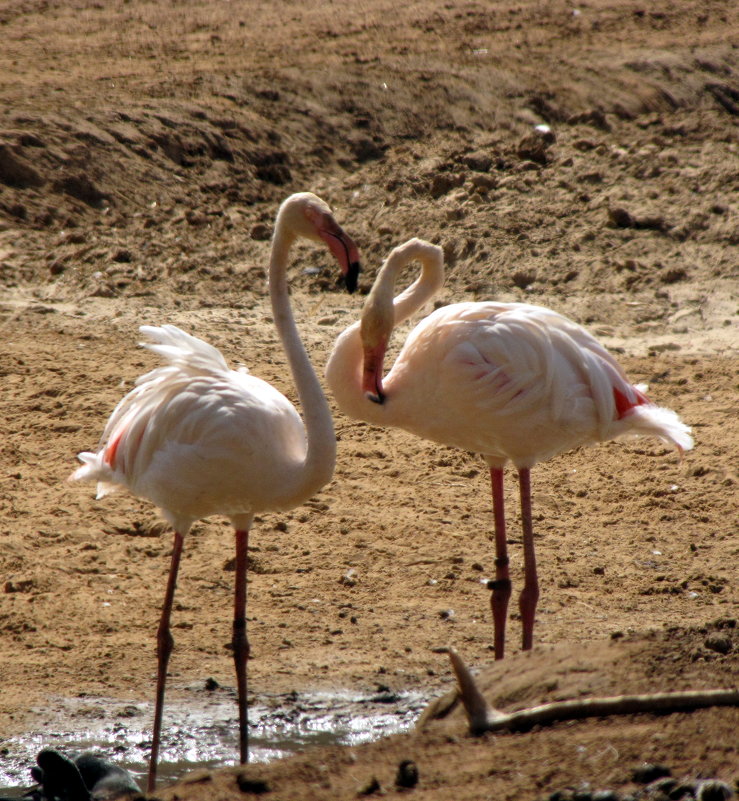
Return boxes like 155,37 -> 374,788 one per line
0,686 -> 429,792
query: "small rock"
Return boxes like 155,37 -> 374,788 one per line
632,764 -> 672,784
358,776 -> 382,795
695,780 -> 734,801
430,172 -> 465,198
204,677 -> 220,691
461,151 -> 493,171
185,209 -> 208,226
395,760 -> 419,789
111,248 -> 132,263
568,109 -> 612,131
635,215 -> 668,232
659,267 -> 688,284
511,269 -> 536,289
340,569 -> 358,587
704,633 -> 732,655
609,207 -> 636,228
256,163 -> 292,185
4,579 -> 35,593
250,222 -> 272,241
350,135 -> 385,162
236,773 -> 270,794
578,171 -> 603,184
517,130 -> 551,163
470,173 -> 497,193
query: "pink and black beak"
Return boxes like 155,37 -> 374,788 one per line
362,339 -> 387,404
317,216 -> 360,294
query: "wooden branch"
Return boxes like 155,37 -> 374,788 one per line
446,647 -> 739,737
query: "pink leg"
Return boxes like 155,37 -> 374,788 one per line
517,468 -> 539,651
233,528 -> 250,764
148,530 -> 184,793
487,467 -> 511,660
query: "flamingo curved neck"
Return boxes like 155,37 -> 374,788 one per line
269,224 -> 336,505
325,240 -> 444,425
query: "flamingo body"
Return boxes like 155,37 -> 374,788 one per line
370,300 -> 692,467
326,237 -> 692,659
72,192 -> 360,790
74,325 -> 314,533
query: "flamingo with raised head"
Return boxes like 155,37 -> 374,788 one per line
326,238 -> 692,660
71,192 -> 360,791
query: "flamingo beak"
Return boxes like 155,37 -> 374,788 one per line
362,341 -> 386,404
345,259 -> 360,294
317,217 -> 360,294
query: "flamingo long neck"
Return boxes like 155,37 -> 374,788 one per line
325,240 -> 444,425
269,229 -> 336,505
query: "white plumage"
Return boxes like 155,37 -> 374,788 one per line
74,324 -> 310,533
326,238 -> 692,659
371,300 -> 692,465
72,192 -> 359,790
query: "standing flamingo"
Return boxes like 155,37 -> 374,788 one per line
71,192 -> 359,791
326,238 -> 692,660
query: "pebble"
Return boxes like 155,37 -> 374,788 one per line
395,759 -> 419,789
696,781 -> 734,801
632,764 -> 672,784
358,776 -> 382,795
339,568 -> 358,587
704,633 -> 732,655
236,773 -> 270,794
250,222 -> 271,240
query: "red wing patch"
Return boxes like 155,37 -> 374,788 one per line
104,431 -> 123,467
613,386 -> 651,419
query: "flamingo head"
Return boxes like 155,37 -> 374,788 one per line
280,192 -> 360,293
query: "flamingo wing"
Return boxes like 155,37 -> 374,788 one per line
73,327 -> 307,526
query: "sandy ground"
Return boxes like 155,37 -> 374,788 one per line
0,0 -> 737,798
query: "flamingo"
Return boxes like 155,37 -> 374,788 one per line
325,238 -> 693,660
71,192 -> 360,791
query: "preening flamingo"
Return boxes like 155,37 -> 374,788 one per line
71,192 -> 360,791
325,238 -> 693,660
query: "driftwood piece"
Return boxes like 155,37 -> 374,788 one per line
447,647 -> 739,737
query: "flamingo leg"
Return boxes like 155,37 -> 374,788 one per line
233,528 -> 250,764
488,467 -> 511,660
148,529 -> 185,793
517,468 -> 539,651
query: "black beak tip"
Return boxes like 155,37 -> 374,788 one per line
345,261 -> 360,294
